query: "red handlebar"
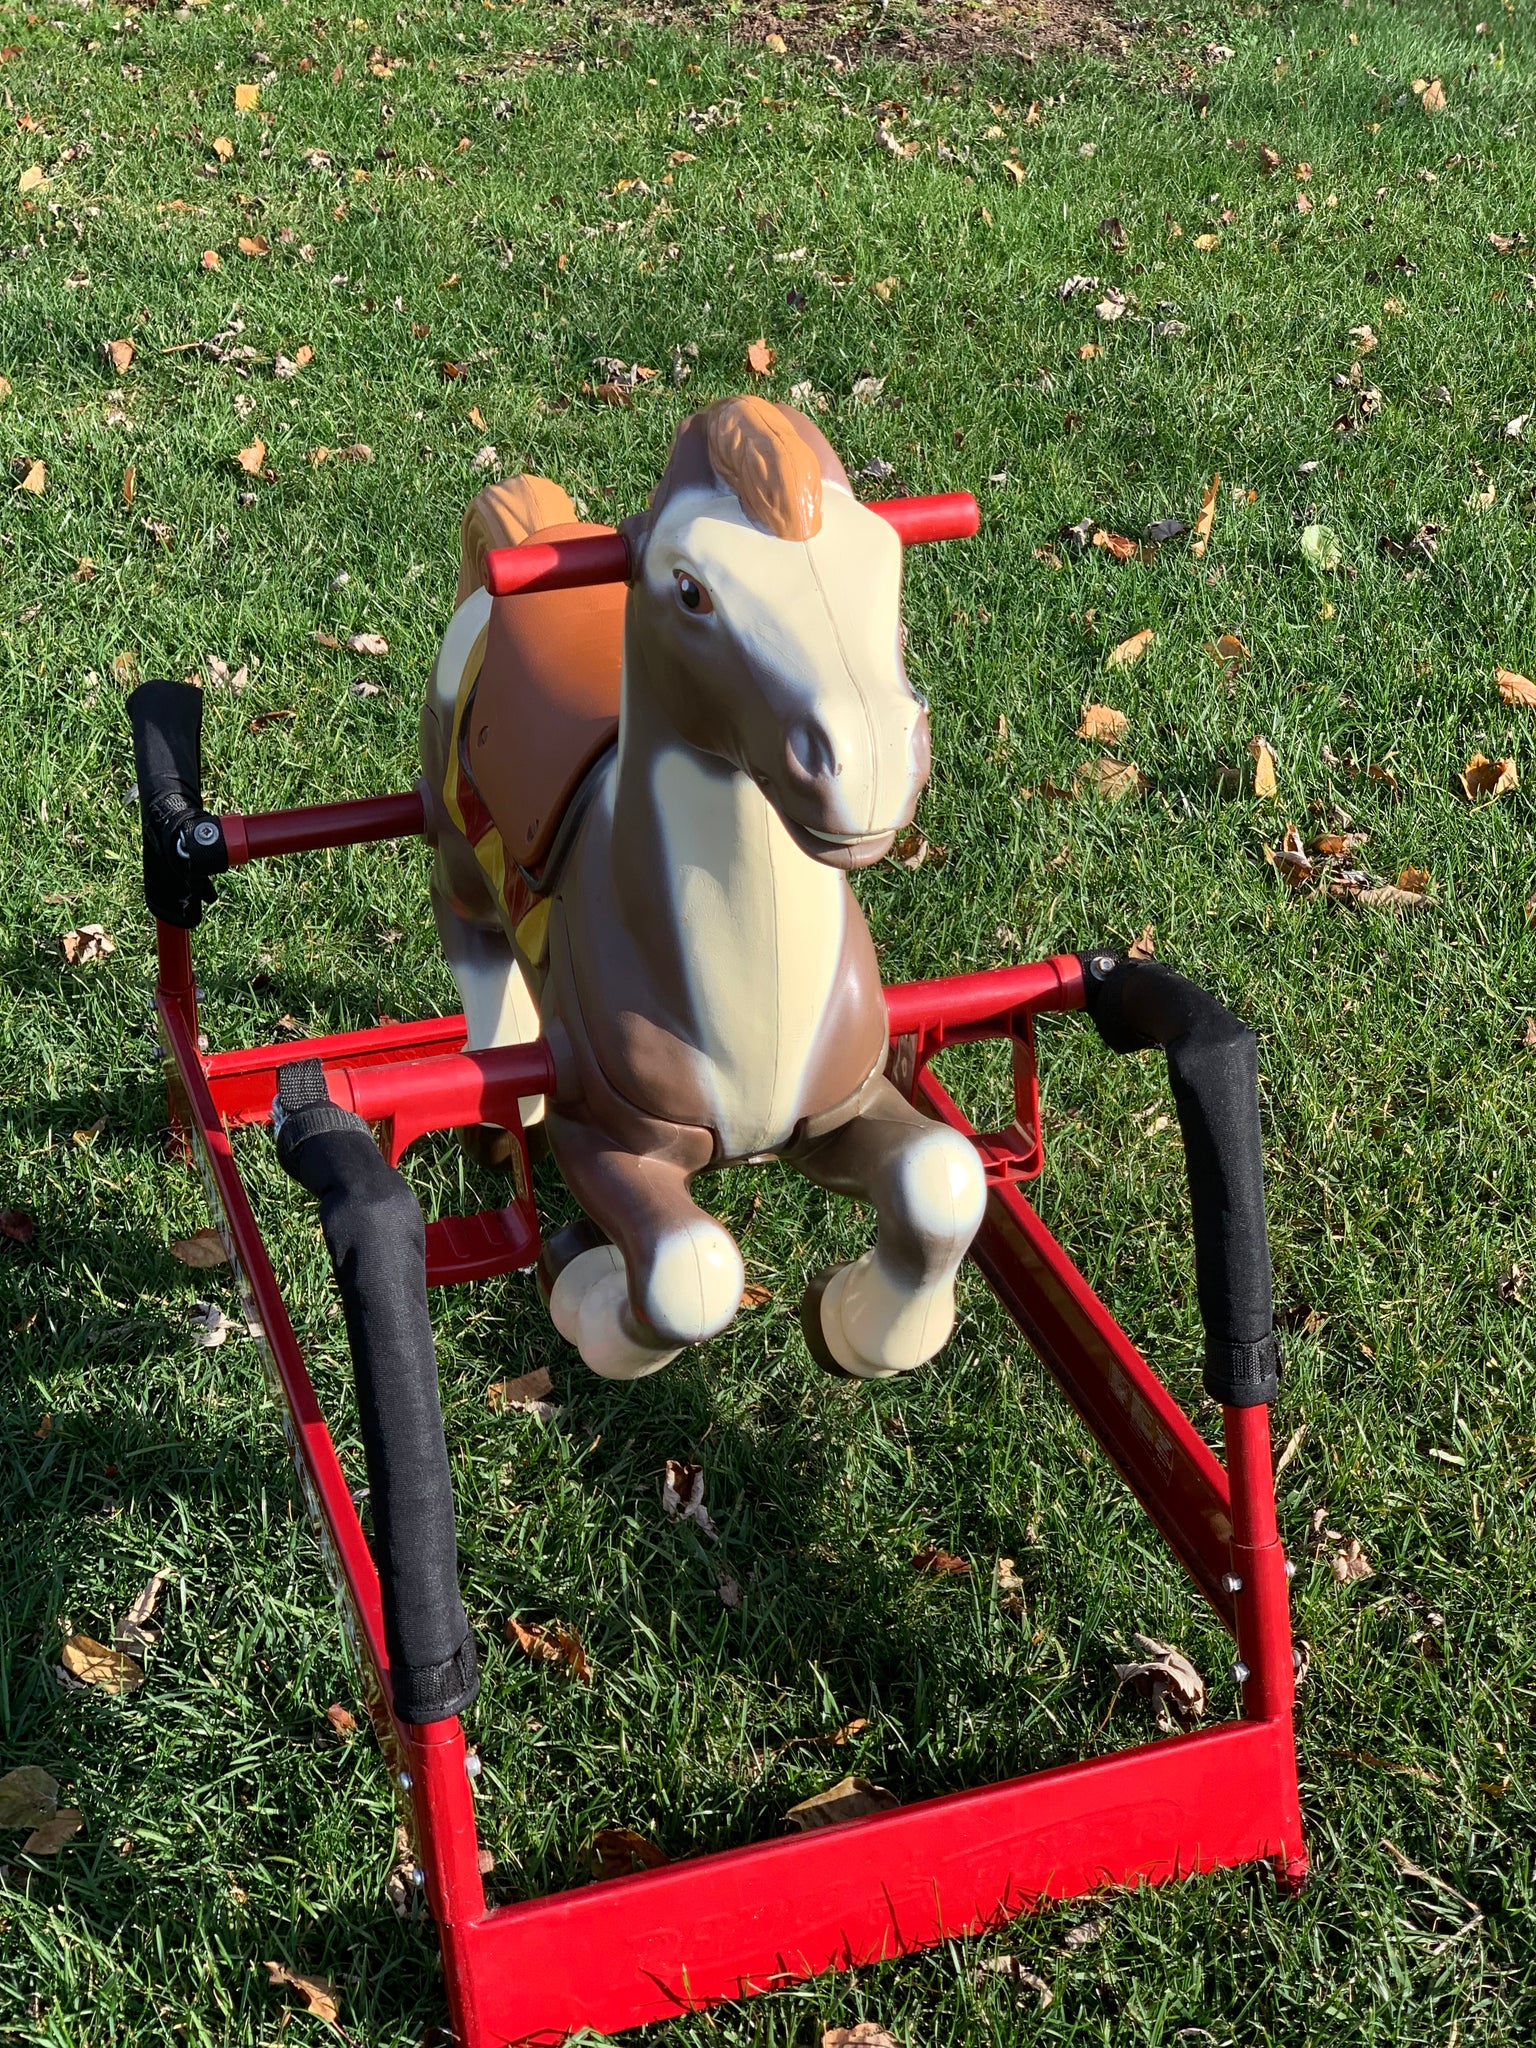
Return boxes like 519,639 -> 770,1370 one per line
482,491 -> 981,597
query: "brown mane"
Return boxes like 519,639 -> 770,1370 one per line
642,396 -> 852,545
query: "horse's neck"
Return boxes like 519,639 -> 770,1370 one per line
607,680 -> 849,1137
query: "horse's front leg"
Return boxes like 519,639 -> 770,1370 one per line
541,1111 -> 744,1380
789,1075 -> 986,1380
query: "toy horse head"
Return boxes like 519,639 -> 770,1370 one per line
622,397 -> 932,869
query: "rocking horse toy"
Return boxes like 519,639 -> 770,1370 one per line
128,396 -> 1304,2048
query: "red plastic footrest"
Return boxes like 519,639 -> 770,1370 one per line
424,1204 -> 539,1284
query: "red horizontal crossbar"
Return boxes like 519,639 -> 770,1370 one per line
452,1718 -> 1301,2044
483,492 -> 981,597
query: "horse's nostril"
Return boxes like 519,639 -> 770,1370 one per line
786,720 -> 837,784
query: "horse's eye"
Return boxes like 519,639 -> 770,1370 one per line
674,571 -> 713,615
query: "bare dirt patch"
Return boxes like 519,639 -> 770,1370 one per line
629,0 -> 1131,67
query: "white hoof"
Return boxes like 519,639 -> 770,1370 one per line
816,1256 -> 956,1379
635,1218 -> 744,1348
547,1243 -> 623,1345
576,1268 -> 680,1381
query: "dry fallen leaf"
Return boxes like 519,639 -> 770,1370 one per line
1331,1538 -> 1374,1583
1457,752 -> 1518,801
212,134 -> 235,161
104,337 -> 135,374
976,1955 -> 1053,2009
1127,922 -> 1157,961
234,82 -> 261,111
0,1766 -> 59,1830
1113,1634 -> 1206,1729
263,1962 -> 339,2027
1063,1915 -> 1109,1948
507,1616 -> 591,1682
237,234 -> 270,257
1497,667 -> 1536,707
746,337 -> 776,376
662,1459 -> 719,1539
17,459 -> 46,495
347,631 -> 389,657
201,249 -> 221,271
590,1826 -> 669,1880
1190,472 -> 1219,558
235,439 -> 266,475
740,1280 -> 772,1309
325,1704 -> 357,1735
60,925 -> 115,965
19,164 -> 47,194
1420,77 -> 1447,114
1106,627 -> 1153,669
1396,866 -> 1431,895
1071,701 -> 1128,748
912,1545 -> 971,1576
1192,232 -> 1220,252
1249,736 -> 1279,799
117,1571 -> 166,1651
822,2027 -> 904,2048
170,1228 -> 228,1268
1092,528 -> 1139,562
1349,323 -> 1378,354
60,1633 -> 145,1694
786,1775 -> 900,1832
487,1365 -> 557,1418
1075,757 -> 1148,801
23,1809 -> 83,1857
1207,632 -> 1250,665
1,1208 -> 36,1245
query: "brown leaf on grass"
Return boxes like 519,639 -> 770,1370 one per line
201,249 -> 221,271
1127,922 -> 1157,961
740,1280 -> 773,1309
122,465 -> 136,505
1349,323 -> 1378,355
823,2027 -> 904,2048
487,1366 -> 557,1416
23,1809 -> 83,1856
60,925 -> 115,964
786,1775 -> 900,1832
890,826 -> 946,869
1419,77 -> 1447,114
1331,1537 -> 1374,1582
1190,472 -> 1219,558
235,438 -> 266,474
507,1616 -> 591,1682
590,1826 -> 669,1880
19,164 -> 47,194
1497,667 -> 1536,707
103,337 -> 135,373
169,1228 -> 228,1268
347,631 -> 388,657
1192,232 -> 1219,252
1206,632 -> 1250,665
325,1704 -> 357,1735
17,459 -> 46,494
234,82 -> 261,111
1396,866 -> 1431,895
1248,736 -> 1279,798
1112,1634 -> 1206,1728
1001,159 -> 1026,185
976,1955 -> 1053,2009
1075,757 -> 1147,801
1457,752 -> 1518,801
912,1545 -> 971,1576
662,1459 -> 719,1539
212,135 -> 235,161
1076,702 -> 1128,743
0,1766 -> 59,1829
1354,882 -> 1432,915
1092,529 -> 1139,562
746,337 -> 776,376
0,1209 -> 35,1245
60,1634 -> 145,1694
117,1571 -> 165,1651
237,234 -> 270,257
263,1962 -> 339,2027
1106,627 -> 1153,669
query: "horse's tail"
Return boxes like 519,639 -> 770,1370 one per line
456,473 -> 578,606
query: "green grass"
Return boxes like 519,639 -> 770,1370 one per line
3,0 -> 1536,2040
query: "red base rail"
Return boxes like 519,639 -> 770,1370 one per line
155,793 -> 1305,2048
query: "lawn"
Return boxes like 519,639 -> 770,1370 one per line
3,0 -> 1535,2040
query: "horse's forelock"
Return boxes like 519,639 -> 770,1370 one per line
645,398 -> 851,545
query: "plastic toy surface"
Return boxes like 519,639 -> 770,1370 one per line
124,398 -> 1303,2048
423,396 -> 986,1383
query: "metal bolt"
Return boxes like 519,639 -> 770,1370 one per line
1232,1660 -> 1251,1685
411,1865 -> 426,1889
1089,952 -> 1117,980
397,1771 -> 413,1793
1220,1572 -> 1244,1595
1284,1559 -> 1297,1580
192,818 -> 222,848
465,1754 -> 482,1780
1293,1647 -> 1306,1673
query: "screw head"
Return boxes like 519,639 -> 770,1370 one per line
1284,1558 -> 1297,1580
411,1865 -> 426,1889
1232,1660 -> 1251,1685
1089,952 -> 1117,980
465,1753 -> 483,1779
397,1771 -> 413,1793
1220,1571 -> 1244,1595
192,818 -> 221,848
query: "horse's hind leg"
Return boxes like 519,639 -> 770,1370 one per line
788,1076 -> 986,1380
542,1112 -> 743,1380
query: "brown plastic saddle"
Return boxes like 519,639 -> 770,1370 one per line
461,520 -> 625,879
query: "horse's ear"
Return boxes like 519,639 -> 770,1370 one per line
619,507 -> 652,584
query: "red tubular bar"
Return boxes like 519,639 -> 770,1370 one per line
221,789 -> 426,866
482,492 -> 981,598
884,953 -> 1083,1038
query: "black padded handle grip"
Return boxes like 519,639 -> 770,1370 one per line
1077,952 -> 1280,1408
126,679 -> 229,928
275,1060 -> 479,1724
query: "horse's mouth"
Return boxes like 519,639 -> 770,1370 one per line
779,816 -> 900,869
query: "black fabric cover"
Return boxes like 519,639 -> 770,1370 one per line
1077,954 -> 1280,1408
126,679 -> 229,928
275,1060 -> 479,1723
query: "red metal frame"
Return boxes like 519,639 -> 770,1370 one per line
154,792 -> 1305,2048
